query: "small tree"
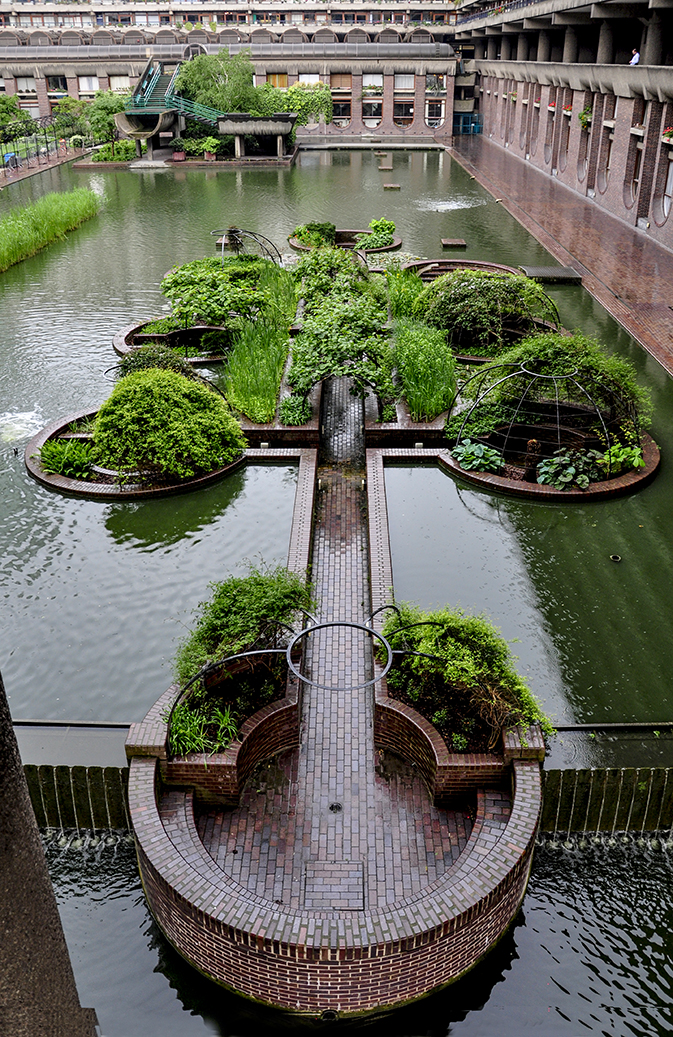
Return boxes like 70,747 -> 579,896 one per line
86,90 -> 129,158
51,96 -> 90,139
174,50 -> 259,113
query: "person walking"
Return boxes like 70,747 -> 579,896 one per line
629,48 -> 640,65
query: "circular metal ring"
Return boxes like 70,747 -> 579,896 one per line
286,621 -> 393,692
519,363 -> 579,379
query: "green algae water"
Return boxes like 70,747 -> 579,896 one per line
1,150 -> 672,1033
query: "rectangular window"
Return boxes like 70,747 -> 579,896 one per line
394,74 -> 414,91
109,75 -> 130,92
46,76 -> 68,92
16,77 -> 37,93
393,101 -> 414,124
0,78 -> 5,93
266,73 -> 288,89
330,73 -> 352,90
426,74 -> 445,93
333,101 -> 351,124
426,100 -> 444,125
135,12 -> 148,23
362,101 -> 382,119
362,74 -> 383,90
78,76 -> 99,93
299,74 -> 320,84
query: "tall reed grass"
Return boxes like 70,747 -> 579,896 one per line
393,319 -> 457,422
224,265 -> 296,423
0,188 -> 100,273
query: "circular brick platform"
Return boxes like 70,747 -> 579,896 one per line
288,229 -> 403,254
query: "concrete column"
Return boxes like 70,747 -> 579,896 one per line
0,671 -> 97,1037
35,77 -> 51,118
234,134 -> 245,158
487,36 -> 498,60
643,14 -> 663,66
516,33 -> 529,61
276,133 -> 284,157
500,36 -> 512,61
562,26 -> 578,63
66,75 -> 79,99
537,30 -> 551,62
596,20 -> 614,64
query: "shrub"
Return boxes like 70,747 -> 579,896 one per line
173,564 -> 314,684
356,217 -> 396,249
393,319 -> 456,421
383,603 -> 553,751
536,448 -> 605,490
93,369 -> 247,479
160,256 -> 271,326
38,439 -> 93,479
279,395 -> 312,425
116,343 -> 196,380
92,139 -> 139,162
416,269 -> 560,357
292,222 -> 336,247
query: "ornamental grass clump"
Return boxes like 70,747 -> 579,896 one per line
383,604 -> 553,752
393,319 -> 457,421
174,565 -> 314,685
93,369 -> 247,479
416,269 -> 560,357
0,188 -> 100,273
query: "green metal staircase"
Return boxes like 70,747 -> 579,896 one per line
126,60 -> 228,126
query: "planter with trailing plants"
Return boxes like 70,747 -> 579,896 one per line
170,137 -> 187,161
288,218 -> 402,254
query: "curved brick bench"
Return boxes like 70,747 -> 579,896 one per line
128,751 -> 540,1014
112,321 -> 228,366
127,677 -> 543,1014
438,436 -> 660,502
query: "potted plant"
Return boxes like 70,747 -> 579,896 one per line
200,136 -> 221,161
170,137 -> 186,162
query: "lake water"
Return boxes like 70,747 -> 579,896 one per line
1,149 -> 671,1034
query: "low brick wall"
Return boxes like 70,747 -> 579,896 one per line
129,755 -> 541,1014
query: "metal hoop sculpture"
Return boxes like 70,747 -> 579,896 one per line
210,227 -> 283,266
286,621 -> 394,692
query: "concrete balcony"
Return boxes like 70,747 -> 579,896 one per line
474,60 -> 673,103
454,97 -> 476,111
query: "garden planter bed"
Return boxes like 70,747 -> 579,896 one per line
439,434 -> 660,501
113,321 -> 229,366
401,258 -> 520,281
25,410 -> 247,501
288,229 -> 402,254
365,391 -> 449,447
238,380 -> 322,447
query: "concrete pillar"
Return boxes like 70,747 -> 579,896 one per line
276,133 -> 284,157
475,39 -> 487,60
0,671 -> 97,1037
234,134 -> 244,158
596,20 -> 614,64
537,30 -> 551,62
562,26 -> 578,63
135,138 -> 143,158
516,33 -> 529,61
35,77 -> 51,118
487,36 -> 498,60
643,14 -> 663,66
501,36 -> 512,61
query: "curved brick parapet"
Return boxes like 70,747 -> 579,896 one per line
128,753 -> 540,1014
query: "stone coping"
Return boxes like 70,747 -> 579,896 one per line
288,229 -> 403,255
369,439 -> 660,502
402,258 -> 521,277
112,320 -> 228,367
24,410 -> 309,501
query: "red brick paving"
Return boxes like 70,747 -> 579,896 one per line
194,379 -> 478,910
451,136 -> 673,376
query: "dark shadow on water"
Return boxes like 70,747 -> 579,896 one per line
152,906 -> 523,1036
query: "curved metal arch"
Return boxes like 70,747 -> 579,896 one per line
210,227 -> 283,266
286,621 -> 394,692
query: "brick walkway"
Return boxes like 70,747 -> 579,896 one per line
451,136 -> 673,377
1,148 -> 81,189
196,378 -> 479,910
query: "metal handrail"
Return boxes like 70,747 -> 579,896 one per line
137,63 -> 163,107
164,91 -> 225,123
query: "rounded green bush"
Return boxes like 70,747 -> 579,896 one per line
93,369 -> 247,479
116,343 -> 196,381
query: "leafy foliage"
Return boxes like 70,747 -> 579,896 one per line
356,217 -> 396,249
383,603 -> 553,751
166,701 -> 239,757
0,189 -> 100,273
416,270 -> 560,357
86,90 -> 129,154
174,50 -> 260,112
173,564 -> 314,684
279,395 -> 312,426
292,222 -> 336,247
93,369 -> 247,479
92,140 -> 139,162
160,256 -> 271,326
536,448 -> 605,490
225,320 -> 289,423
597,443 -> 645,476
451,438 -> 504,473
386,267 -> 426,319
116,344 -> 196,380
393,319 -> 457,421
39,439 -> 93,479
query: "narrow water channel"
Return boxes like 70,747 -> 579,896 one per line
1,150 -> 671,1034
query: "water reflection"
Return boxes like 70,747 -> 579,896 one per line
48,837 -> 673,1037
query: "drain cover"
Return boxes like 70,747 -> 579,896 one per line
329,802 -> 343,813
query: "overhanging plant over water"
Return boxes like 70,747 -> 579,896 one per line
382,604 -> 554,752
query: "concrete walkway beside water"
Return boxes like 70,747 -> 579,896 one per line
451,136 -> 673,377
